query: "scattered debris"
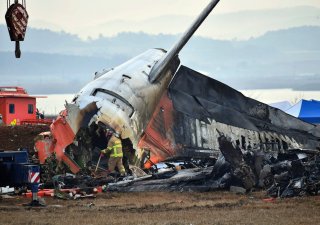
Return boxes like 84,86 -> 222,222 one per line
230,186 -> 246,194
92,135 -> 320,198
0,186 -> 14,194
217,135 -> 320,197
1,124 -> 320,200
0,194 -> 15,199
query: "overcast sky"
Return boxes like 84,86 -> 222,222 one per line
1,0 -> 320,105
1,0 -> 319,39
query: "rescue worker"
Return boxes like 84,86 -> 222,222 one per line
101,131 -> 126,176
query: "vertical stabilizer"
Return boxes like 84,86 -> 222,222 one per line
148,0 -> 221,83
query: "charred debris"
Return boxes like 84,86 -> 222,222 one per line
37,134 -> 320,199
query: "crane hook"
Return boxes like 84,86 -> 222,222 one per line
5,0 -> 29,58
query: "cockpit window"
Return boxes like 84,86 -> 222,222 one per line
92,88 -> 134,117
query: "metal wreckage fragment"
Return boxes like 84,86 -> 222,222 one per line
101,136 -> 320,197
40,134 -> 320,198
217,136 -> 320,197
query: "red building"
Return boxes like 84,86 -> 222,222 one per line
0,87 -> 43,125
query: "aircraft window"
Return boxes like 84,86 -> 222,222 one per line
92,88 -> 134,117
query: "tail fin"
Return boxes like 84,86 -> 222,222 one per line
148,0 -> 221,83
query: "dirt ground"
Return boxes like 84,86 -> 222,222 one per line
0,125 -> 50,151
1,191 -> 320,225
1,126 -> 320,225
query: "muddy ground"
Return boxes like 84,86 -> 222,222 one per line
0,125 -> 50,151
1,126 -> 320,225
1,192 -> 320,225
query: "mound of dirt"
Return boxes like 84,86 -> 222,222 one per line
0,125 -> 50,151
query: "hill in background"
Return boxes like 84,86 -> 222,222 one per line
1,25 -> 320,94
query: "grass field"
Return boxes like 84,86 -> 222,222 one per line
1,191 -> 320,225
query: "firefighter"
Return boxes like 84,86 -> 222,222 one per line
101,131 -> 126,176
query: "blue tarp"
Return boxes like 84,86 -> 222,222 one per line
269,101 -> 292,111
285,99 -> 320,124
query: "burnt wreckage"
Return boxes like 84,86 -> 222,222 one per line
35,0 -> 320,195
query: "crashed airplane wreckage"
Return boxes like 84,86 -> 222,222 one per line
35,0 -> 320,195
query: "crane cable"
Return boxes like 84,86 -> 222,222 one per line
7,0 -> 26,9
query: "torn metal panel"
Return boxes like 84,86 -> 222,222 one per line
107,167 -> 214,192
217,136 -> 256,190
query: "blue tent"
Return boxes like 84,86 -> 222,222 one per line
285,99 -> 320,124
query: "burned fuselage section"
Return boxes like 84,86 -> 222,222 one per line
138,65 -> 320,167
